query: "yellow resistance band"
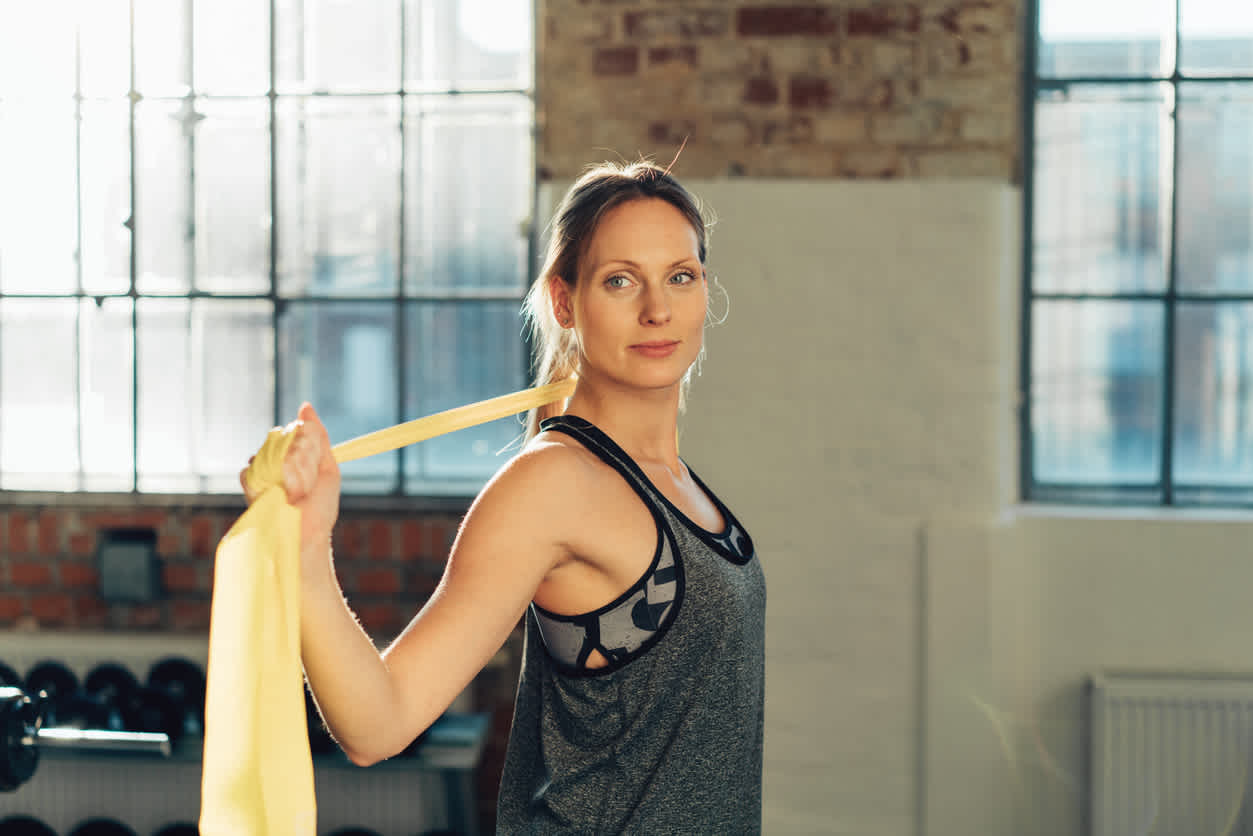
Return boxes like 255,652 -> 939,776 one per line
199,378 -> 575,836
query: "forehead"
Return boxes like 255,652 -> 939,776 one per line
582,198 -> 700,269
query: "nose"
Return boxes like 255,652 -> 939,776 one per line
640,284 -> 672,326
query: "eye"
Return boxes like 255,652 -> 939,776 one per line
605,274 -> 632,289
670,270 -> 698,285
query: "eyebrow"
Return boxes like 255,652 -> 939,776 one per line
596,258 -> 700,271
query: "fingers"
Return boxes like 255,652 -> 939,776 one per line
283,426 -> 321,503
298,402 -> 336,467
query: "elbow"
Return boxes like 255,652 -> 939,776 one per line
344,746 -> 384,768
341,735 -> 415,768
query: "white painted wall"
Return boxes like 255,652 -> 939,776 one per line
535,177 -> 1253,836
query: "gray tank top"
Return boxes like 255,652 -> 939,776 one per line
496,416 -> 766,834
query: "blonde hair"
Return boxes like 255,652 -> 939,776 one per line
521,160 -> 711,441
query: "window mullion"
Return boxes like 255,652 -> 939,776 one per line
1159,0 -> 1185,504
1020,0 -> 1041,501
129,0 -> 140,494
396,1 -> 407,496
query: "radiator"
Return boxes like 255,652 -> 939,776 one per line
0,631 -> 478,836
1090,672 -> 1253,836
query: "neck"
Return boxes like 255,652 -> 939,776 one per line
560,373 -> 683,471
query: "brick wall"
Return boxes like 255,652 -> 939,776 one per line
538,0 -> 1023,180
0,506 -> 460,635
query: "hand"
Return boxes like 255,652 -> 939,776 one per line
241,402 -> 341,550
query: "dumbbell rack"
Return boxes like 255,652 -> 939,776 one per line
0,631 -> 487,836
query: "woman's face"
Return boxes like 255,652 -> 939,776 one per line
555,197 -> 707,394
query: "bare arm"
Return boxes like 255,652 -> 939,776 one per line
246,404 -> 576,765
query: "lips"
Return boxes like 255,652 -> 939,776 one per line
630,340 -> 680,358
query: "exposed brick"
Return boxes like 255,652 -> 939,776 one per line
59,563 -> 99,588
356,603 -> 406,635
30,594 -> 73,624
400,520 -> 427,559
789,76 -> 834,109
37,512 -> 62,555
11,562 -> 52,587
743,77 -> 780,106
737,6 -> 838,37
840,148 -> 905,178
547,14 -> 614,43
847,6 -> 921,37
9,512 -> 31,554
813,112 -> 869,143
73,595 -> 109,626
593,46 -> 640,76
368,520 -> 393,560
960,108 -> 1015,142
335,519 -> 367,559
911,148 -> 1011,177
163,563 -> 200,592
711,114 -> 754,146
758,116 -> 815,144
69,531 -> 96,557
647,45 -> 699,68
871,106 -> 947,144
0,597 -> 24,622
189,515 -> 218,559
624,9 -> 728,39
171,600 -> 211,631
356,567 -> 402,596
158,532 -> 183,557
649,119 -> 698,145
934,1 -> 1008,34
83,511 -> 168,530
126,603 -> 163,628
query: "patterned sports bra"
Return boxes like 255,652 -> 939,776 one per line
530,415 -> 754,674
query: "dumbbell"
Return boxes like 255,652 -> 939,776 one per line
0,815 -> 58,836
0,685 -> 170,793
68,820 -> 137,836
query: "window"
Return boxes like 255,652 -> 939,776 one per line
1025,0 -> 1253,505
0,0 -> 535,497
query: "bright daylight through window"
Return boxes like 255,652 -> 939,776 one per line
0,0 -> 535,496
1027,0 -> 1253,505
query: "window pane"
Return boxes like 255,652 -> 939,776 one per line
1177,84 -> 1253,295
196,100 -> 271,294
81,102 -> 132,295
276,0 -> 401,92
279,301 -> 398,492
0,101 -> 77,294
277,98 -> 401,297
79,0 -> 131,98
405,0 -> 533,89
79,298 -> 135,491
1181,0 -> 1253,75
1174,304 -> 1253,489
0,300 -> 79,490
0,4 -> 76,100
1038,0 -> 1173,77
1033,85 -> 1171,295
405,94 -> 531,294
1032,301 -> 1164,485
196,0 -> 270,95
134,0 -> 190,96
404,301 -> 526,491
138,299 -> 275,493
136,101 -> 192,294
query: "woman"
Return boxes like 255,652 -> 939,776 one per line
246,161 -> 766,833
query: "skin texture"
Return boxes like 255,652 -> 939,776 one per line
241,197 -> 725,765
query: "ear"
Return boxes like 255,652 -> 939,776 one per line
549,275 -> 575,328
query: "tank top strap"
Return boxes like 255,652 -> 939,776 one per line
539,415 -> 671,515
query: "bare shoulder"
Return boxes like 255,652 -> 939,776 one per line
474,431 -> 597,512
451,430 -> 600,562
